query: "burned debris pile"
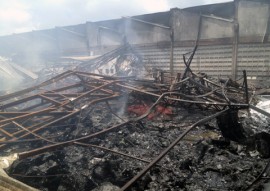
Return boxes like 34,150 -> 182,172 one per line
76,44 -> 143,77
0,46 -> 270,191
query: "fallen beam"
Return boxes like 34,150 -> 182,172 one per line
250,104 -> 270,118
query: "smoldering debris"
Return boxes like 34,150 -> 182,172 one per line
0,45 -> 270,191
36,43 -> 144,83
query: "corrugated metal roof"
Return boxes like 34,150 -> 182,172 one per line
0,58 -> 23,81
0,57 -> 37,80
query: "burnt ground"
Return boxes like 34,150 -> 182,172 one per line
3,100 -> 270,191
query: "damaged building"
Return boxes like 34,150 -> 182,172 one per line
0,0 -> 270,190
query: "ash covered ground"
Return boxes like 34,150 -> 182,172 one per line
3,97 -> 270,191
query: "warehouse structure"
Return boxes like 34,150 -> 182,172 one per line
1,1 -> 270,190
0,0 -> 269,83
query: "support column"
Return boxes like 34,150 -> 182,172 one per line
262,4 -> 270,43
85,22 -> 91,56
232,0 -> 239,80
169,30 -> 174,77
55,27 -> 62,58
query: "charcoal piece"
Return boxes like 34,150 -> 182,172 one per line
254,132 -> 270,158
216,110 -> 246,143
195,141 -> 209,163
92,161 -> 116,183
211,139 -> 230,148
180,159 -> 192,170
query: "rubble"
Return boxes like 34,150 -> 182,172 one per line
0,45 -> 270,191
0,153 -> 38,191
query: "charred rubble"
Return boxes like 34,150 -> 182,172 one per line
0,45 -> 270,191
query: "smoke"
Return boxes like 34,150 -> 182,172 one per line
0,57 -> 24,92
0,0 -> 231,36
5,30 -> 60,74
124,18 -> 171,45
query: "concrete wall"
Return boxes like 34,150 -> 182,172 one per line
171,9 -> 234,41
135,45 -> 171,71
171,10 -> 200,41
238,1 -> 269,38
200,17 -> 234,39
86,20 -> 124,49
135,44 -> 233,78
237,43 -> 270,80
0,0 -> 270,82
56,26 -> 88,56
124,18 -> 171,44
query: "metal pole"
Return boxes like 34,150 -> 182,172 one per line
232,0 -> 239,80
170,30 -> 174,78
243,70 -> 249,104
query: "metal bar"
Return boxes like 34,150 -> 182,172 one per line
12,121 -> 55,143
60,81 -> 116,107
188,78 -> 228,101
17,95 -> 120,152
16,110 -> 80,140
123,16 -> 170,29
0,112 -> 30,117
43,93 -> 110,98
42,93 -> 84,97
57,27 -> 86,38
232,0 -> 239,80
200,77 -> 222,88
250,105 -> 270,118
0,126 -> 74,145
118,82 -> 248,107
221,79 -> 231,105
0,108 -> 55,125
105,101 -> 126,122
17,93 -> 126,159
0,70 -> 74,102
19,120 -> 130,160
38,94 -> 72,110
0,117 -> 56,150
243,70 -> 249,104
98,26 -> 123,35
47,83 -> 82,93
12,116 -> 56,137
116,83 -> 160,97
75,71 -> 122,80
169,30 -> 174,77
181,46 -> 198,80
201,14 -> 234,23
0,123 -> 14,138
83,83 -> 114,95
20,101 -> 51,112
0,95 -> 39,110
0,138 -> 43,144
